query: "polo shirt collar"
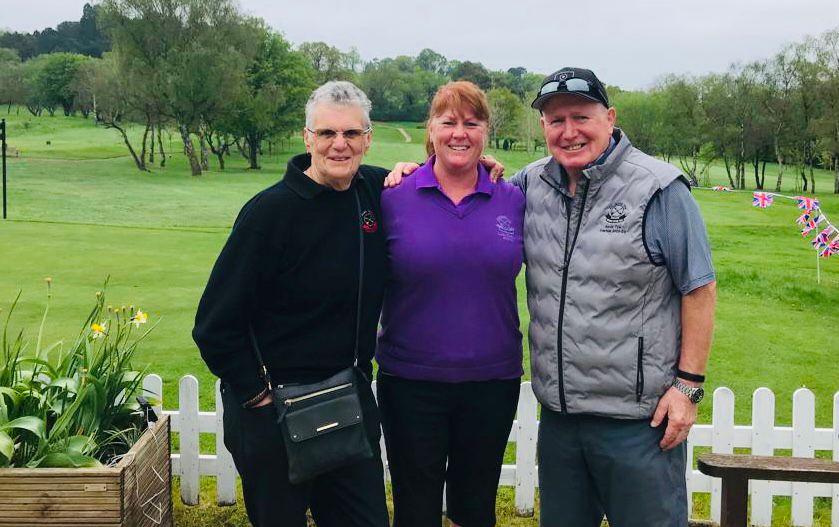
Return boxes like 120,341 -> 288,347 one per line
414,155 -> 493,196
285,153 -> 365,199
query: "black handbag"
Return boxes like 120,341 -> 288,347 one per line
247,187 -> 373,484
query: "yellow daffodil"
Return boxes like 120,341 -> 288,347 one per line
131,310 -> 149,327
91,322 -> 106,339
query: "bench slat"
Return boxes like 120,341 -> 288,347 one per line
698,454 -> 839,483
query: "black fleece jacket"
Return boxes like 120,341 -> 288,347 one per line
193,154 -> 388,405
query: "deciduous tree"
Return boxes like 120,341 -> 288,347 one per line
223,29 -> 314,169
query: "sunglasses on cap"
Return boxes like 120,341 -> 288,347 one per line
538,77 -> 608,104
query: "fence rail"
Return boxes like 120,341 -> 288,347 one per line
143,375 -> 839,526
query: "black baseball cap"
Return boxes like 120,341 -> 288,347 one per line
531,67 -> 609,110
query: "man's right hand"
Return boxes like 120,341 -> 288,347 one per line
384,162 -> 421,187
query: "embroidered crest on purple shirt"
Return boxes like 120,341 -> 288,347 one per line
496,215 -> 516,242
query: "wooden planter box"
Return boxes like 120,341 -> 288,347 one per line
0,415 -> 172,526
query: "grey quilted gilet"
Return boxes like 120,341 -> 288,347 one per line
522,131 -> 684,419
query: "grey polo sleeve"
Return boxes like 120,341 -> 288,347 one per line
643,180 -> 716,294
509,168 -> 527,194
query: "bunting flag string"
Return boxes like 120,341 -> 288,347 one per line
750,191 -> 837,258
696,186 -> 837,260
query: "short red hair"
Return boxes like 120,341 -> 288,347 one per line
425,81 -> 490,156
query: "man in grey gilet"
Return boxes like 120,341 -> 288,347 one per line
510,67 -> 716,527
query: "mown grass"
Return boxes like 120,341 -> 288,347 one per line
171,477 -> 546,527
1,109 -> 838,525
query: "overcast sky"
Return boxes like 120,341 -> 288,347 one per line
2,0 -> 837,90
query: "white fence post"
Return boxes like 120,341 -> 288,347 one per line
370,380 -> 389,483
792,388 -> 816,527
514,381 -> 537,516
686,432 -> 695,518
710,387 -> 735,523
832,392 -> 839,527
143,374 -> 163,419
750,387 -> 776,526
179,375 -> 200,506
215,380 -> 237,505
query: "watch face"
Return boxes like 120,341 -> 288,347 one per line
691,387 -> 705,404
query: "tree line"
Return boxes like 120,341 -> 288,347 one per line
0,1 -> 315,175
0,2 -> 837,192
613,28 -> 839,194
0,0 -> 547,176
0,3 -> 110,60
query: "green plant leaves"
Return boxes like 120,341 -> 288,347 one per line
0,387 -> 22,406
65,435 -> 95,455
0,431 -> 14,465
0,416 -> 46,440
38,452 -> 102,468
1,286 -> 152,467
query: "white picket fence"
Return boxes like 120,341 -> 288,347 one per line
143,375 -> 839,525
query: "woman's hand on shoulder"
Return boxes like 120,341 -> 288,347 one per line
384,162 -> 421,188
480,155 -> 505,183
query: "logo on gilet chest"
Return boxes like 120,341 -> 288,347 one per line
600,202 -> 630,234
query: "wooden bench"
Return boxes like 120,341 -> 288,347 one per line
697,453 -> 839,527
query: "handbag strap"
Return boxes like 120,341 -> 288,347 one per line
247,184 -> 366,387
351,186 -> 364,366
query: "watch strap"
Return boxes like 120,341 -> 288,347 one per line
676,368 -> 705,383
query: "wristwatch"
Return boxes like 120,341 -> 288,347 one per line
672,378 -> 704,404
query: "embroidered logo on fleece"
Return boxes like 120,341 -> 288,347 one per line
496,215 -> 516,242
600,202 -> 629,234
361,210 -> 378,233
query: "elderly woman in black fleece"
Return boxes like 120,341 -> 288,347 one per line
193,81 -> 389,527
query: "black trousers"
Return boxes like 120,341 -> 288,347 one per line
377,374 -> 520,527
221,381 -> 389,527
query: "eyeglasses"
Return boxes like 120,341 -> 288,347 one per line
306,127 -> 371,142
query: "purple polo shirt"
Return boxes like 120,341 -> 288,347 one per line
376,156 -> 525,382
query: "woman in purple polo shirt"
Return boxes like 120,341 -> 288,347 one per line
376,81 -> 525,527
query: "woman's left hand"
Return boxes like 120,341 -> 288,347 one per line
384,162 -> 421,188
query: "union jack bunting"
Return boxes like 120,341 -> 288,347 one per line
829,235 -> 839,257
800,215 -> 824,237
753,192 -> 773,208
796,213 -> 811,226
712,185 -> 731,192
811,225 -> 836,249
795,196 -> 820,212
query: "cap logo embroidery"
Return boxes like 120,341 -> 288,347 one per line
361,210 -> 378,233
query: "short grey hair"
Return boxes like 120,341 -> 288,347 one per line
305,81 -> 372,129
